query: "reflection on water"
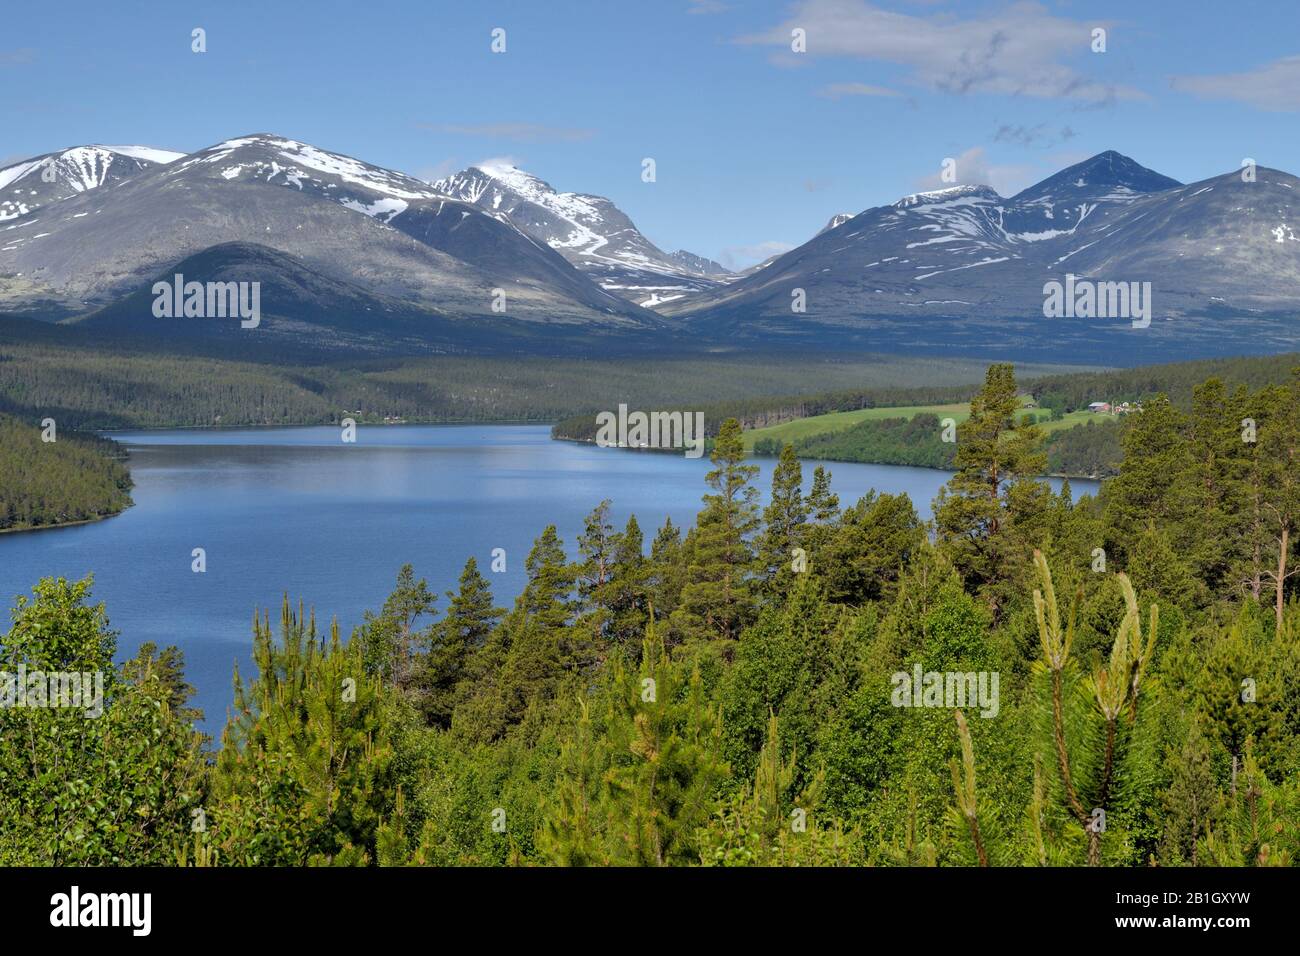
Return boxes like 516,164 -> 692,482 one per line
0,424 -> 1098,731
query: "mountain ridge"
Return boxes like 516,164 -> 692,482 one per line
2,141 -> 1298,363
658,152 -> 1300,362
433,162 -> 733,307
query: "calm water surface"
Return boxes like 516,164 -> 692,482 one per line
0,425 -> 1098,731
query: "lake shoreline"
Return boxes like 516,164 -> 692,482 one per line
550,434 -> 1109,483
0,509 -> 128,536
95,418 -> 548,435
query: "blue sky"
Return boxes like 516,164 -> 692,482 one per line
4,0 -> 1299,267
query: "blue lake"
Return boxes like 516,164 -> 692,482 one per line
0,425 -> 1098,732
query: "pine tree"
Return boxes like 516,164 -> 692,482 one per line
419,557 -> 503,728
819,491 -> 924,605
1201,737 -> 1298,866
211,599 -> 395,865
1104,395 -> 1192,558
806,464 -> 840,523
597,514 -> 649,647
1235,386 -> 1271,602
1257,378 -> 1300,633
1029,550 -> 1158,865
1184,380 -> 1250,597
1160,718 -> 1215,865
354,564 -> 436,686
757,443 -> 808,597
933,363 -> 1046,621
488,526 -> 582,731
673,418 -> 760,641
518,525 -> 575,630
575,499 -> 617,619
540,625 -> 727,866
646,516 -> 687,639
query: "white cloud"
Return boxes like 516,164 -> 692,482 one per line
415,159 -> 460,183
1171,55 -> 1300,112
912,146 -> 1035,197
739,0 -> 1142,104
474,155 -> 525,171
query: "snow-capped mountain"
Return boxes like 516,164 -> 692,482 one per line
664,151 -> 1300,362
433,163 -> 731,307
0,134 -> 668,349
0,145 -> 183,222
4,140 -> 1300,362
817,213 -> 855,236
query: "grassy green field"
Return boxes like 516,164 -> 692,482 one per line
742,398 -> 1097,451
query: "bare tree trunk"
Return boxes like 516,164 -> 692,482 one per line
1251,487 -> 1264,600
1276,525 -> 1288,634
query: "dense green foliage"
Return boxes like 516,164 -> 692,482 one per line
0,414 -> 132,531
557,352 -> 1299,479
756,412 -> 955,469
756,410 -> 1123,478
1044,418 -> 1123,477
4,361 -> 1300,867
0,330 -> 1023,430
555,351 -> 1300,442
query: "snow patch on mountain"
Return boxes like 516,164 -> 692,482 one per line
0,159 -> 45,192
341,197 -> 408,223
97,145 -> 185,164
433,162 -> 729,306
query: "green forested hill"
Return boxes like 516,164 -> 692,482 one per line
753,410 -> 1124,478
0,330 -> 1054,429
0,414 -> 133,531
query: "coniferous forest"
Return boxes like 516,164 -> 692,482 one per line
2,363 -> 1297,867
0,414 -> 132,532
